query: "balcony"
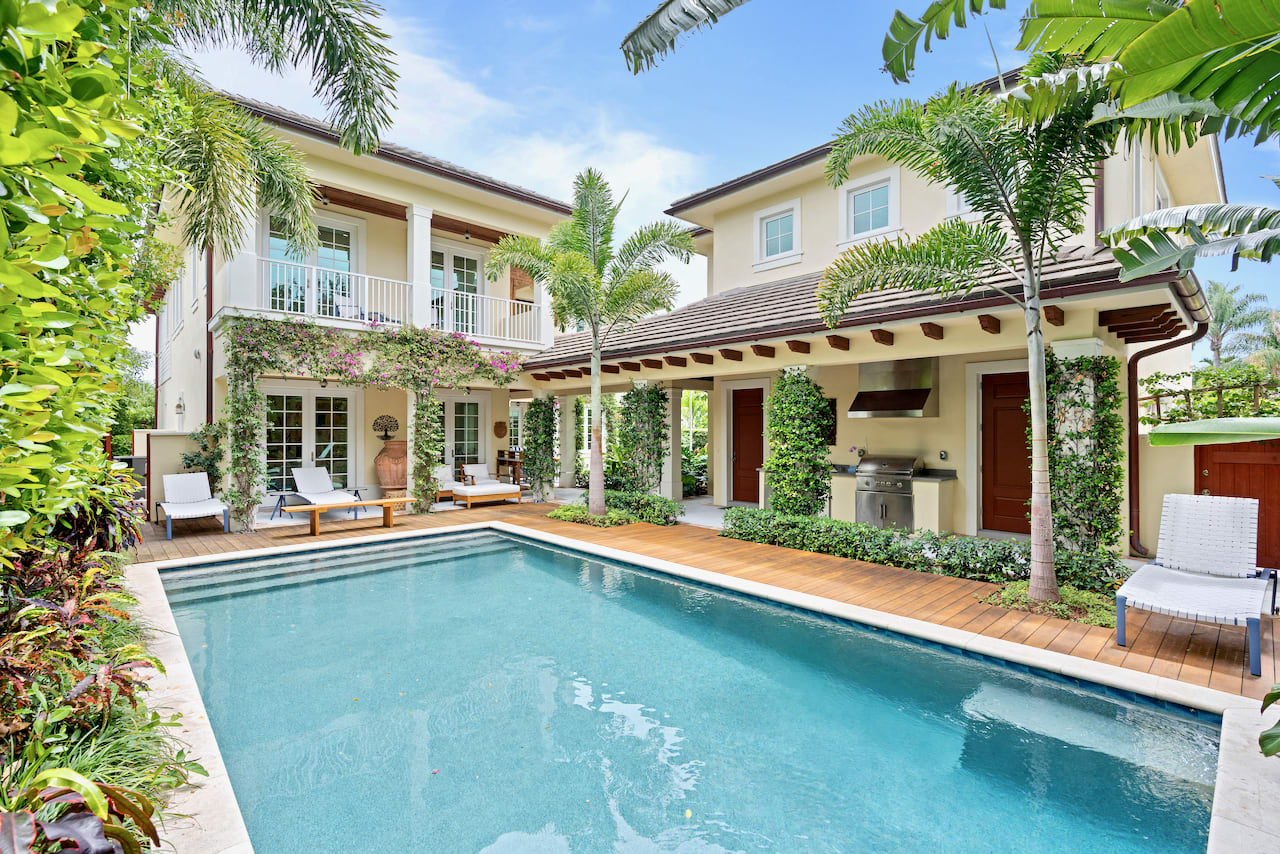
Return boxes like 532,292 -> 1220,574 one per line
252,258 -> 544,347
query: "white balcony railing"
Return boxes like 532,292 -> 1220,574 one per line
254,258 -> 543,345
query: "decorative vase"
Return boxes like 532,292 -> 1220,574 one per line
374,440 -> 408,489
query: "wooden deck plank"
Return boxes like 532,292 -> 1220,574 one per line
130,503 -> 1274,699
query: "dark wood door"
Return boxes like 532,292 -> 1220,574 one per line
981,372 -> 1031,534
732,388 -> 764,503
1196,439 -> 1280,569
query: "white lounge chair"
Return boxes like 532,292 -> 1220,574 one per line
157,473 -> 229,540
461,463 -> 501,485
1117,494 -> 1275,676
455,462 -> 521,508
434,465 -> 465,503
270,467 -> 364,520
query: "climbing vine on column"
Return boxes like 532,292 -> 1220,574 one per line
763,368 -> 835,515
615,383 -> 669,493
219,317 -> 521,530
522,398 -> 558,502
1045,351 -> 1124,562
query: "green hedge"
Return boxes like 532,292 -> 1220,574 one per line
721,508 -> 1127,592
582,490 -> 684,526
548,505 -> 636,527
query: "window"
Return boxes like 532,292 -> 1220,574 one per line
429,241 -> 485,333
1155,164 -> 1171,211
1132,140 -> 1144,217
453,401 -> 480,466
762,212 -> 793,258
189,244 -> 204,313
752,199 -> 802,271
849,184 -> 889,235
946,186 -> 974,219
169,265 -> 183,335
261,212 -> 362,317
838,166 -> 899,245
509,405 -> 521,448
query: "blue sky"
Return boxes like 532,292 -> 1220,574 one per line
133,0 -> 1280,356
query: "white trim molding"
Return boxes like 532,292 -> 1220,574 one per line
964,357 -> 1028,536
837,165 -> 901,248
752,198 -> 802,272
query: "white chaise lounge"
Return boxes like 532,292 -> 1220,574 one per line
434,465 -> 465,503
1117,494 -> 1275,676
452,463 -> 522,509
156,473 -> 229,540
270,467 -> 364,520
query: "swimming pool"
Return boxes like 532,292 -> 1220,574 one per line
165,532 -> 1218,853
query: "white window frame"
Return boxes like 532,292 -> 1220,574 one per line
169,265 -> 183,336
837,166 -> 901,248
259,382 -> 363,494
189,244 -> 203,314
1154,162 -> 1171,211
1131,140 -> 1144,217
945,185 -> 979,222
438,389 -> 490,469
752,198 -> 802,272
258,209 -> 367,274
430,235 -> 489,295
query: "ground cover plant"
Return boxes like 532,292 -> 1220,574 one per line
548,505 -> 637,528
982,580 -> 1117,629
581,491 -> 683,526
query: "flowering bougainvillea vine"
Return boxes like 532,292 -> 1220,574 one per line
220,316 -> 522,529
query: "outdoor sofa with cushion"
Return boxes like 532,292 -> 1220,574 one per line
156,472 -> 229,540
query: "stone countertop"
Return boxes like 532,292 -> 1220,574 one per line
829,465 -> 958,482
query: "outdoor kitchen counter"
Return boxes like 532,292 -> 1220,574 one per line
829,467 -> 957,533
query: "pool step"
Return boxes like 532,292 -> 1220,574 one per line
163,536 -> 519,605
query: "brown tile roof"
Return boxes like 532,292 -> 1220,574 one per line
523,245 -> 1202,369
227,95 -> 572,216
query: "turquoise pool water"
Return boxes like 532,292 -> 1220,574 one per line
165,533 -> 1218,853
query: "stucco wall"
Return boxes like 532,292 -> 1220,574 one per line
1137,438 -> 1196,555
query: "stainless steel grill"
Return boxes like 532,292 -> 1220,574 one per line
855,455 -> 924,530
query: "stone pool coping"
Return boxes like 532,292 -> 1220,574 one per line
128,520 -> 1280,853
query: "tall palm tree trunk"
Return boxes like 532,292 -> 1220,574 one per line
1024,273 -> 1059,602
1211,341 -> 1222,369
588,346 -> 606,516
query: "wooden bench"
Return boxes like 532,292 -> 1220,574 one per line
281,497 -> 417,536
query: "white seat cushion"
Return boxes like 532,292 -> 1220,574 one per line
163,472 -> 214,504
1118,563 -> 1272,626
462,463 -> 499,484
453,483 -> 520,498
291,467 -> 340,495
295,490 -> 359,506
160,498 -> 228,520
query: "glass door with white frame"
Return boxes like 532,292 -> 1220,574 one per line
452,255 -> 479,334
267,219 -> 307,314
264,390 -> 356,493
316,225 -> 355,319
452,401 -> 480,467
265,216 -> 359,318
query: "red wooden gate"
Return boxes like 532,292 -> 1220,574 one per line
1196,439 -> 1280,569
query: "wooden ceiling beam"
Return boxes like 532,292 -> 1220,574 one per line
1107,311 -> 1178,334
561,368 -> 582,378
870,329 -> 894,346
751,344 -> 775,358
690,352 -> 715,365
430,214 -> 508,245
977,314 -> 1001,335
546,371 -> 565,380
600,364 -> 620,374
920,322 -> 944,340
1098,304 -> 1168,326
640,358 -> 663,369
826,335 -> 850,351
530,373 -> 550,382
719,348 -> 743,361
665,355 -> 687,367
620,361 -> 641,372
785,340 -> 810,354
314,185 -> 407,220
1043,305 -> 1065,327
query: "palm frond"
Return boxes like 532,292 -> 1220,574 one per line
607,220 -> 695,283
818,219 -> 1009,325
620,0 -> 753,73
545,251 -> 602,332
882,0 -> 1007,83
485,235 -> 556,284
569,168 -> 620,274
825,99 -> 935,187
156,0 -> 397,153
1103,204 -> 1280,278
603,268 -> 679,330
240,118 -> 317,255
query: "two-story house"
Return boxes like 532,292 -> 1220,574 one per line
149,97 -> 569,507
521,132 -> 1224,553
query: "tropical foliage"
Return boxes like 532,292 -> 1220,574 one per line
762,369 -> 834,516
613,383 -> 670,494
1139,364 -> 1280,425
220,317 -> 521,528
580,490 -> 684,526
522,398 -> 558,502
181,420 -> 226,488
107,347 -> 154,456
621,0 -> 753,72
547,504 -> 637,528
1204,281 -> 1272,368
486,169 -> 693,515
817,83 -> 1117,602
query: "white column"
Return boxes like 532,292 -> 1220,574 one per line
659,384 -> 683,500
407,205 -> 433,327
558,395 -> 577,488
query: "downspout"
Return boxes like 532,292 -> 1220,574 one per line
1127,320 -> 1209,556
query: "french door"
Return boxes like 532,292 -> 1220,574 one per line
265,216 -> 358,318
430,246 -> 483,335
437,397 -> 484,475
265,391 -> 356,493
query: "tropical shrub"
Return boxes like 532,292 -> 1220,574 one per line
1140,363 -> 1280,424
763,370 -> 835,515
582,490 -> 683,526
682,451 -> 708,497
107,347 -> 154,456
1046,353 -> 1124,557
982,580 -> 1117,629
522,398 -> 558,502
613,383 -> 670,493
548,505 -> 636,528
721,508 -> 1127,592
181,420 -> 227,491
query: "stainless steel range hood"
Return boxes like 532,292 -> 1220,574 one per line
848,357 -> 939,418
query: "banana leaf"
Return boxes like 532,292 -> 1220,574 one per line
1149,417 -> 1280,447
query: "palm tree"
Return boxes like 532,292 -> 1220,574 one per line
621,0 -> 753,71
485,169 -> 694,515
145,0 -> 398,253
816,83 -> 1116,602
1204,282 -> 1271,368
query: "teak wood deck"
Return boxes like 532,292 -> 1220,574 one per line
133,503 -> 1277,701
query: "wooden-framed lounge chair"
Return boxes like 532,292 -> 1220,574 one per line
1117,494 -> 1276,676
156,473 -> 229,540
434,465 -> 464,503
454,463 -> 521,508
270,467 -> 364,520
